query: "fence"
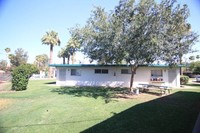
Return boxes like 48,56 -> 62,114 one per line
0,72 -> 12,82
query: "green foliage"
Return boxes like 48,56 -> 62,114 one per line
180,75 -> 189,85
189,61 -> 200,74
11,64 -> 39,91
4,47 -> 11,53
58,37 -> 80,64
9,48 -> 28,69
58,47 -> 70,64
71,0 -> 198,66
41,30 -> 61,46
34,54 -> 49,71
0,60 -> 7,71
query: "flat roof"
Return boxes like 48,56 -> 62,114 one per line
49,64 -> 182,68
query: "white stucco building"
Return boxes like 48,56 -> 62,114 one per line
49,64 -> 181,88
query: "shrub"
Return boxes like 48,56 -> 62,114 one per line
180,75 -> 189,85
12,64 -> 39,91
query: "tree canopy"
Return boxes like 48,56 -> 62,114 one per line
9,48 -> 28,69
58,37 -> 80,64
58,47 -> 70,64
189,61 -> 200,74
0,60 -> 7,71
34,54 -> 48,71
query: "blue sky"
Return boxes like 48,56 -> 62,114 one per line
0,0 -> 200,64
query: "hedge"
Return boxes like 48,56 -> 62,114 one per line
180,75 -> 189,85
12,64 -> 39,91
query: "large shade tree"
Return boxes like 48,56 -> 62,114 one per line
71,0 -> 198,91
41,30 -> 60,77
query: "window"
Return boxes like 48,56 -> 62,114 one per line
151,70 -> 162,77
102,69 -> 108,74
95,69 -> 101,74
151,70 -> 163,81
95,69 -> 108,74
71,69 -> 81,76
121,69 -> 131,74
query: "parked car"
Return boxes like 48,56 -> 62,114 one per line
196,76 -> 200,82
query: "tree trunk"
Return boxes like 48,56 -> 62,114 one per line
129,65 -> 138,92
179,54 -> 183,75
71,54 -> 75,64
67,56 -> 70,64
49,45 -> 53,78
63,57 -> 66,64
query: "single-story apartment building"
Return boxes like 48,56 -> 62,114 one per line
49,64 -> 181,88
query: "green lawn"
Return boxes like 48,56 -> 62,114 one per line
0,80 -> 200,133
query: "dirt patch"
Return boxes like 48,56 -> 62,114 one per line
0,99 -> 14,110
114,93 -> 159,101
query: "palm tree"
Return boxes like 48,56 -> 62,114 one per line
41,30 -> 60,77
67,38 -> 80,64
58,47 -> 70,64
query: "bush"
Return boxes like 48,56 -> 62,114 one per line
180,75 -> 189,85
12,64 -> 39,91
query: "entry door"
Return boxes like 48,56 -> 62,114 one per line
168,69 -> 177,87
59,69 -> 66,81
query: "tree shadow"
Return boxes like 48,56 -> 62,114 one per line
81,91 -> 200,133
51,86 -> 127,103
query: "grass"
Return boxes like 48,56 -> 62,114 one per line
0,80 -> 200,133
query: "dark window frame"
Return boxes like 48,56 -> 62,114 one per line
94,69 -> 108,74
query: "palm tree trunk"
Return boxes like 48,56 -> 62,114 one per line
49,45 -> 53,78
71,54 -> 75,64
50,45 -> 53,64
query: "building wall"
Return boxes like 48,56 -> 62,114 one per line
56,66 -> 180,88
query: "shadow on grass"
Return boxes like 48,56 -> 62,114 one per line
185,84 -> 200,87
51,86 -> 127,103
81,91 -> 200,133
45,82 -> 56,85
